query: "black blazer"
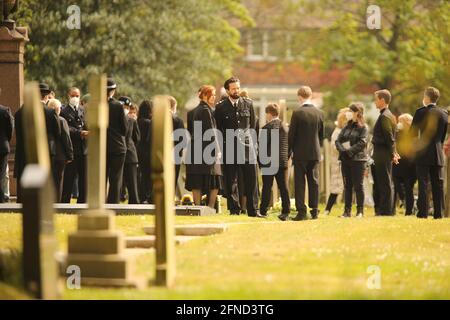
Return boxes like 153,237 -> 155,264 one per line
414,105 -> 448,166
172,113 -> 186,163
288,104 -> 324,162
0,105 -> 13,155
125,117 -> 140,164
13,104 -> 61,177
186,103 -> 203,174
137,118 -> 152,167
259,118 -> 289,169
335,121 -> 368,162
214,97 -> 257,164
393,129 -> 416,177
107,98 -> 128,155
44,103 -> 62,157
55,116 -> 74,162
191,102 -> 222,175
60,104 -> 88,156
371,108 -> 396,162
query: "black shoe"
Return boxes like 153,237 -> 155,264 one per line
230,211 -> 240,215
310,209 -> 319,220
291,213 -> 307,221
339,210 -> 351,218
278,214 -> 289,221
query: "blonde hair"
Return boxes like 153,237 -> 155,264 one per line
47,98 -> 62,114
335,107 -> 350,129
398,113 -> 413,128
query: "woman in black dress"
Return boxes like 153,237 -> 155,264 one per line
185,85 -> 223,208
137,100 -> 153,203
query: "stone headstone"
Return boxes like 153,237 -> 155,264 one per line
152,95 -> 176,287
67,75 -> 141,288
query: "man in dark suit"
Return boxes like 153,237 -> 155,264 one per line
288,86 -> 324,220
0,93 -> 13,203
119,96 -> 141,204
106,79 -> 128,203
48,98 -> 74,202
14,83 -> 61,202
412,87 -> 447,219
215,77 -> 261,217
371,89 -> 398,216
60,87 -> 88,203
259,103 -> 290,220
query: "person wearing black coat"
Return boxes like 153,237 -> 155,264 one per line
335,103 -> 368,218
371,90 -> 397,216
0,101 -> 13,203
119,96 -> 141,204
106,79 -> 128,204
288,86 -> 324,220
137,100 -> 153,204
214,77 -> 260,217
392,114 -> 416,216
185,95 -> 205,197
185,86 -> 223,208
14,83 -> 61,202
259,103 -> 290,220
48,99 -> 74,202
60,87 -> 88,203
412,87 -> 448,219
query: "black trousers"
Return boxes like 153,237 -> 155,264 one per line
341,160 -> 365,212
393,174 -> 416,215
417,165 -> 444,219
61,155 -> 86,203
52,160 -> 66,203
260,167 -> 290,215
294,160 -> 319,214
107,153 -> 126,204
224,163 -> 259,215
0,153 -> 7,203
325,193 -> 338,212
138,157 -> 153,204
123,163 -> 140,204
372,158 -> 394,215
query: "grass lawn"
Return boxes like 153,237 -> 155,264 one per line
0,204 -> 449,299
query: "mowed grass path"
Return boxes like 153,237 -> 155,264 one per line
0,206 -> 449,299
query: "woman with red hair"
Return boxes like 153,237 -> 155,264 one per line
185,85 -> 223,208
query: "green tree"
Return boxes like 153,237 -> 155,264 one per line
280,0 -> 450,114
12,0 -> 254,105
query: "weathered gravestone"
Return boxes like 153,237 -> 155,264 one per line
152,95 -> 176,287
66,75 -> 140,287
21,82 -> 59,299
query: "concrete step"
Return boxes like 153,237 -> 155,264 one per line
125,235 -> 198,248
143,224 -> 228,237
68,230 -> 124,255
66,253 -> 133,279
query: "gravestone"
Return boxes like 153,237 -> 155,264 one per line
151,95 -> 176,287
67,75 -> 140,288
21,82 -> 59,299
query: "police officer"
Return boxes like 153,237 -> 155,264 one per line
106,79 -> 128,203
60,87 -> 88,203
214,77 -> 261,217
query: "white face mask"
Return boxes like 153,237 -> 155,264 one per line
69,96 -> 80,107
345,112 -> 353,121
124,108 -> 129,116
397,122 -> 404,130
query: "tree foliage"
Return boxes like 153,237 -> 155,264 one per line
281,0 -> 450,114
12,0 -> 254,105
